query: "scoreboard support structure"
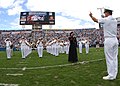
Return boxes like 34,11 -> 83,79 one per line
32,24 -> 42,42
32,24 -> 42,30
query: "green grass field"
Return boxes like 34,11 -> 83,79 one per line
0,47 -> 120,86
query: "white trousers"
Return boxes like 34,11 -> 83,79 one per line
61,46 -> 65,53
65,45 -> 69,54
79,45 -> 82,53
104,37 -> 118,78
21,46 -> 31,58
37,47 -> 43,57
54,47 -> 59,56
21,47 -> 26,58
6,48 -> 12,59
85,45 -> 89,54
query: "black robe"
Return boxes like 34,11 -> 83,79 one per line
68,36 -> 78,63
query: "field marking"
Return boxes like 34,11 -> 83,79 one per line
17,62 -> 28,66
22,67 -> 26,71
0,68 -> 22,70
0,58 -> 105,70
0,83 -> 19,86
27,58 -> 105,70
17,63 -> 27,66
19,62 -> 28,63
6,73 -> 23,76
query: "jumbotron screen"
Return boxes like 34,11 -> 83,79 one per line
20,11 -> 55,25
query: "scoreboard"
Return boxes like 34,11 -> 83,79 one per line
20,11 -> 55,25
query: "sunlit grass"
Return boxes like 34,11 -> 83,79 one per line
0,47 -> 120,86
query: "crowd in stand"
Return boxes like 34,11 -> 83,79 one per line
0,27 -> 120,49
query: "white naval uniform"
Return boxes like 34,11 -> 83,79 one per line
64,41 -> 70,54
37,41 -> 43,57
45,43 -> 49,53
59,42 -> 65,53
78,41 -> 82,54
59,43 -> 62,53
46,44 -> 51,54
49,41 -> 54,55
98,15 -> 118,78
20,40 -> 31,59
5,40 -> 12,59
48,42 -> 52,54
52,42 -> 55,55
54,42 -> 59,56
85,41 -> 89,54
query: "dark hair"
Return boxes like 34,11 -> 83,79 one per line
104,9 -> 113,15
107,11 -> 112,15
70,32 -> 74,36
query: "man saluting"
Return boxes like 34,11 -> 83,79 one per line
89,8 -> 118,80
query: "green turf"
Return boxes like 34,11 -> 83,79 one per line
0,47 -> 120,86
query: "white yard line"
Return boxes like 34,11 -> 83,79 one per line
0,68 -> 22,70
27,58 -> 104,69
0,83 -> 19,86
19,62 -> 28,63
6,73 -> 23,76
0,59 -> 105,70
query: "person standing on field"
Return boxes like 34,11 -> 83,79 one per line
89,8 -> 118,80
78,39 -> 82,54
19,36 -> 31,59
4,38 -> 12,59
36,38 -> 44,58
85,39 -> 90,54
68,32 -> 78,63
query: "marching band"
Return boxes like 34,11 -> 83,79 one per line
4,36 -> 91,59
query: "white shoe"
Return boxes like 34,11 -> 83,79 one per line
7,57 -> 11,59
103,76 -> 116,80
22,57 -> 25,59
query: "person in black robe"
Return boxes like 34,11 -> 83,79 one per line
68,32 -> 78,63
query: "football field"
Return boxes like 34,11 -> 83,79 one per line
0,47 -> 120,86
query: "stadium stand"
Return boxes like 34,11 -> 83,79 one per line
0,27 -> 120,51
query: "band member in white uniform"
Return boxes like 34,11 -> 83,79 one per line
49,39 -> 54,55
51,39 -> 56,55
19,36 -> 31,59
89,8 -> 118,80
48,41 -> 52,55
54,38 -> 59,56
45,42 -> 49,53
64,40 -> 70,54
45,41 -> 51,54
59,40 -> 65,53
78,39 -> 82,54
85,39 -> 90,54
36,38 -> 43,58
58,40 -> 62,54
4,38 -> 12,59
10,41 -> 14,57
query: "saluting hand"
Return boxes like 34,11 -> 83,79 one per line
89,12 -> 93,17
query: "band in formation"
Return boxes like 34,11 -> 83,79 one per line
4,36 -> 90,59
